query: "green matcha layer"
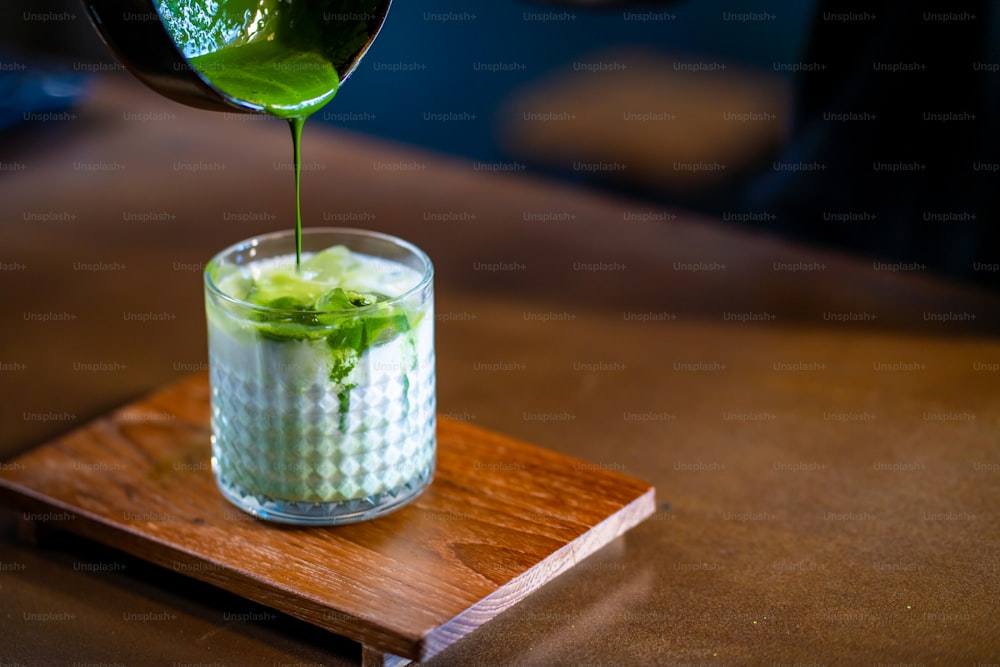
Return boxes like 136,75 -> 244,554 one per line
155,0 -> 382,117
214,244 -> 420,379
188,41 -> 339,119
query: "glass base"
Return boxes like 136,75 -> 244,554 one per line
215,465 -> 434,526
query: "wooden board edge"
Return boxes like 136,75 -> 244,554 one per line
361,645 -> 413,667
418,484 -> 656,661
0,374 -> 660,663
0,478 -> 424,660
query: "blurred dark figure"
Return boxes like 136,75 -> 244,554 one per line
745,0 -> 999,288
548,0 -> 999,287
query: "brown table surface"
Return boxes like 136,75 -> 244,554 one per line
2,75 -> 999,666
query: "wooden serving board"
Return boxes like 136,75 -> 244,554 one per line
0,373 -> 655,665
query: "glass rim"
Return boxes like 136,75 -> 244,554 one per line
204,227 -> 434,315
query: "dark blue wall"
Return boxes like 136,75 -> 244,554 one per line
318,0 -> 816,162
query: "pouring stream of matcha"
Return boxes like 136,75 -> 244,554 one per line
156,0 -> 385,265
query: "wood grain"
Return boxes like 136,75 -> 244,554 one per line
0,372 -> 655,662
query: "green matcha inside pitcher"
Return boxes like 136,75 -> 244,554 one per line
155,0 -> 386,263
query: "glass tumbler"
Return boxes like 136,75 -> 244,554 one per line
204,228 -> 435,525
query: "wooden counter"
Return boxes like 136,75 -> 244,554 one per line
1,75 -> 998,665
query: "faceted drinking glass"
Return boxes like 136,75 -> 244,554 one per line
204,228 -> 435,525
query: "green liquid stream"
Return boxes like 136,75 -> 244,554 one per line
160,1 -> 400,421
189,41 -> 339,267
155,0 -> 382,266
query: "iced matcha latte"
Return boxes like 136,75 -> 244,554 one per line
204,228 -> 435,524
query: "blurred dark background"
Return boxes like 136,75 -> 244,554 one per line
3,0 -> 998,289
0,0 -> 812,158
